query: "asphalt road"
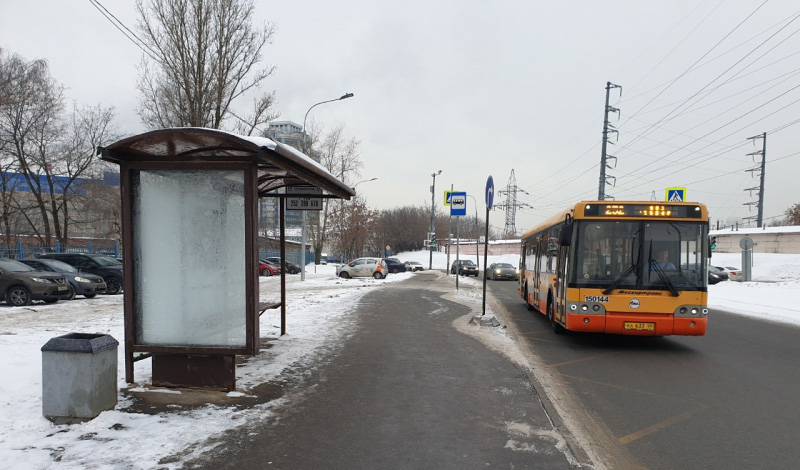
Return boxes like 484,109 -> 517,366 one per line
488,279 -> 800,470
182,272 -> 578,469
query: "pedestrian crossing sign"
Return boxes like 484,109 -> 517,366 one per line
666,187 -> 686,202
444,190 -> 454,206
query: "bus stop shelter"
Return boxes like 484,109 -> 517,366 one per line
98,127 -> 354,390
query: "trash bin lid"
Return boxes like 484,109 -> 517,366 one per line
41,333 -> 119,353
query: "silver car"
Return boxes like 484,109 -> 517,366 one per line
336,257 -> 388,279
486,262 -> 519,281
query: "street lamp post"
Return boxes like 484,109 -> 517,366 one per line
349,178 -> 377,259
429,170 -> 442,270
467,194 -> 479,268
300,92 -> 354,281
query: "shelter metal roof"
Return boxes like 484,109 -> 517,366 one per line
97,127 -> 355,199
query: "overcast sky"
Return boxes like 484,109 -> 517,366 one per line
2,0 -> 799,235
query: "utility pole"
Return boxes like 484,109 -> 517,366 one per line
743,132 -> 767,228
599,81 -> 622,200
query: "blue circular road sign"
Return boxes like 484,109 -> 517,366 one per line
485,176 -> 494,210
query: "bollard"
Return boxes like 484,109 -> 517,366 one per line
41,333 -> 119,424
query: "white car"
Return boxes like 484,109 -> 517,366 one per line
336,257 -> 388,279
404,261 -> 424,272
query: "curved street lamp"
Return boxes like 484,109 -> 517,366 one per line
429,170 -> 442,270
299,92 -> 354,281
302,93 -> 354,152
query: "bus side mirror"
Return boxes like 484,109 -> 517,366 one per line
559,225 -> 573,246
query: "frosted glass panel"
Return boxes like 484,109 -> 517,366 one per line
132,169 -> 247,347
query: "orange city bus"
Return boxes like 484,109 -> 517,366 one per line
519,201 -> 710,336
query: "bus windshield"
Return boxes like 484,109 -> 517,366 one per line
571,220 -> 707,291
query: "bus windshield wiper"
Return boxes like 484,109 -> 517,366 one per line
603,263 -> 638,295
648,259 -> 679,297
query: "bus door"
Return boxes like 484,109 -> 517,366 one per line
533,236 -> 543,307
555,235 -> 569,325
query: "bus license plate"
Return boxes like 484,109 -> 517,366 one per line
624,322 -> 654,331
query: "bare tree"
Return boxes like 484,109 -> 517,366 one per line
135,0 -> 278,132
786,203 -> 800,226
306,124 -> 362,263
0,49 -> 119,245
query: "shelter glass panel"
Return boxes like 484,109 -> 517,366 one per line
132,169 -> 247,347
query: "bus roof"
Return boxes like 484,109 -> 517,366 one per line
521,200 -> 709,241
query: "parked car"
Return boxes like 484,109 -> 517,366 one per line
404,261 -> 424,272
38,253 -> 124,295
486,262 -> 518,281
19,258 -> 107,300
263,257 -> 301,274
383,257 -> 407,273
724,266 -> 743,282
0,258 -> 69,306
336,257 -> 388,279
451,259 -> 479,277
258,260 -> 281,276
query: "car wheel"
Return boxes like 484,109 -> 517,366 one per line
373,272 -> 384,279
84,293 -> 97,299
65,284 -> 76,301
261,268 -> 272,276
7,286 -> 31,306
105,277 -> 122,295
339,271 -> 350,279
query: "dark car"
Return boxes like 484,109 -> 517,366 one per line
258,260 -> 281,276
486,262 -> 518,281
383,257 -> 407,274
263,257 -> 301,274
38,253 -> 123,295
0,258 -> 69,306
708,265 -> 729,285
451,259 -> 479,276
20,258 -> 107,300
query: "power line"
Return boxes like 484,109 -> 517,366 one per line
88,0 -> 159,61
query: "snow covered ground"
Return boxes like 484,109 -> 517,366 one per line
1,250 -> 798,469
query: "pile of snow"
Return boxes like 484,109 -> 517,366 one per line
1,250 -> 798,469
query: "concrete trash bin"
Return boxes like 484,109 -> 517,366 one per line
41,333 -> 119,424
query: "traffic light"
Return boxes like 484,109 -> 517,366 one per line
710,236 -> 717,250
431,234 -> 436,246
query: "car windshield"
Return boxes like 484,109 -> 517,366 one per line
460,260 -> 476,266
571,219 -> 707,291
0,259 -> 35,272
42,260 -> 78,273
93,255 -> 121,266
495,263 -> 514,269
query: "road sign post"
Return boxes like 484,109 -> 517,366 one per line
483,176 -> 494,316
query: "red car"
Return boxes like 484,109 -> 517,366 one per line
258,260 -> 281,276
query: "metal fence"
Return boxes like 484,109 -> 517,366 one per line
2,239 -> 314,266
1,239 -> 119,260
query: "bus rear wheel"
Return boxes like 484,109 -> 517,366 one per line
524,286 -> 534,311
548,301 -> 566,335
